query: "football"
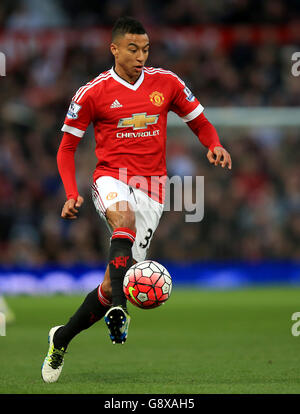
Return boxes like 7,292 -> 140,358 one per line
123,260 -> 172,309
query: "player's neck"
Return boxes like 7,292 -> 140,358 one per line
113,65 -> 141,85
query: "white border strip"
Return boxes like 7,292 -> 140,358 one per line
169,107 -> 300,127
181,104 -> 204,123
61,124 -> 85,137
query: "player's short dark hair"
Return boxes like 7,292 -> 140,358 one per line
112,16 -> 147,41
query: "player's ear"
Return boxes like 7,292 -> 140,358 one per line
110,43 -> 118,58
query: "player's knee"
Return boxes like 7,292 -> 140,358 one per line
107,201 -> 136,232
120,211 -> 136,231
114,210 -> 136,232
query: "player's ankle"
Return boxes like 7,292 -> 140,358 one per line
53,326 -> 68,350
111,296 -> 127,309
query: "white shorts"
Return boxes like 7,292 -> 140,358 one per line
91,176 -> 164,262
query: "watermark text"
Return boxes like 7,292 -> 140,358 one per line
291,312 -> 300,336
291,52 -> 300,77
0,52 -> 6,76
0,312 -> 6,336
92,168 -> 205,223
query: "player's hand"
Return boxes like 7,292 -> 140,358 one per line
61,195 -> 84,220
207,146 -> 232,170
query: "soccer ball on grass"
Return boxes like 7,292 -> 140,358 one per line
123,260 -> 172,309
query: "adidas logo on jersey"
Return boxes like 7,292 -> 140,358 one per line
110,99 -> 123,108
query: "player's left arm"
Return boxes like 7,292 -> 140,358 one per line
187,113 -> 232,170
168,74 -> 232,170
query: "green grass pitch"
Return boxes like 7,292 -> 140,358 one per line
1,287 -> 300,394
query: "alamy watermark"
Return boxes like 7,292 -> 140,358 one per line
0,52 -> 6,77
0,312 -> 6,336
291,52 -> 300,77
92,168 -> 204,223
291,312 -> 300,336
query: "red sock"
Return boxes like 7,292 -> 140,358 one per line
97,282 -> 112,307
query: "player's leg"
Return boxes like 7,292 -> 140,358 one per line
130,187 -> 165,266
103,200 -> 137,343
41,281 -> 112,383
102,185 -> 164,344
101,256 -> 137,300
51,285 -> 111,348
48,245 -> 136,354
52,199 -> 136,351
106,200 -> 136,308
41,179 -> 136,381
91,176 -> 140,343
103,185 -> 165,308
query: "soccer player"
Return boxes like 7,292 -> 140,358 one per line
42,16 -> 232,383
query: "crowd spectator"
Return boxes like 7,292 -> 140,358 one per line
1,117 -> 299,266
0,1 -> 299,266
1,0 -> 300,28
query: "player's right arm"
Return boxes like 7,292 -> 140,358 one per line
168,73 -> 232,170
57,132 -> 84,219
57,86 -> 95,219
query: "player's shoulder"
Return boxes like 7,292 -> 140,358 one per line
72,69 -> 112,104
144,66 -> 185,85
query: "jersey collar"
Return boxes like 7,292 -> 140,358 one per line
110,67 -> 144,91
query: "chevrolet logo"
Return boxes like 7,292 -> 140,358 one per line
117,113 -> 159,130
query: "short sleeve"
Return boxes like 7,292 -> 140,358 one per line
169,75 -> 204,122
61,91 -> 94,138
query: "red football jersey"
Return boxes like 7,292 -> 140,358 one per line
61,67 -> 204,203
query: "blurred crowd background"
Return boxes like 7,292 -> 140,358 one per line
0,0 -> 300,267
1,0 -> 300,27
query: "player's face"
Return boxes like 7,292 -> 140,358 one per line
111,33 -> 150,82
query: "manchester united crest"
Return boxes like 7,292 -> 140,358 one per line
106,192 -> 118,201
149,91 -> 165,107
